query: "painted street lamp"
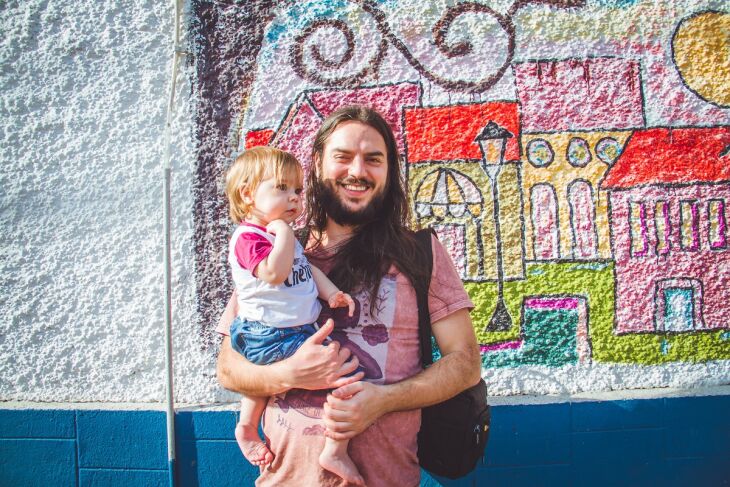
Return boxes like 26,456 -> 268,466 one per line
475,121 -> 514,332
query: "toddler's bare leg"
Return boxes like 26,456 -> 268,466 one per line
319,437 -> 364,485
235,395 -> 274,466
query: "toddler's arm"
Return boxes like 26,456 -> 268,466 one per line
311,265 -> 355,317
254,220 -> 296,285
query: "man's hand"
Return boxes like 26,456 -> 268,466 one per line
327,291 -> 355,317
322,381 -> 386,440
283,319 -> 364,390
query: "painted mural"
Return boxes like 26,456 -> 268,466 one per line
191,1 -> 730,374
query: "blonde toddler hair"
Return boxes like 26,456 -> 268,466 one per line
225,146 -> 303,223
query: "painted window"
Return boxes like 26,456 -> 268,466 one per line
567,137 -> 592,167
679,200 -> 700,250
629,201 -> 649,257
527,138 -> 554,168
655,200 -> 671,255
708,199 -> 727,249
568,180 -> 597,259
531,184 -> 559,260
654,278 -> 704,332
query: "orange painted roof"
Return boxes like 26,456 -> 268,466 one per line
404,102 -> 521,163
601,127 -> 730,189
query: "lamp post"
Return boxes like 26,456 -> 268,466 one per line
475,121 -> 514,332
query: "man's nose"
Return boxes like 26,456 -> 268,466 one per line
348,155 -> 367,178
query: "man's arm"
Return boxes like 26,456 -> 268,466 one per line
216,292 -> 364,396
323,307 -> 480,439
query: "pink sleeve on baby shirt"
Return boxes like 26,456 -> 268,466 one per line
234,231 -> 273,274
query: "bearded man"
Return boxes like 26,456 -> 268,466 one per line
216,105 -> 481,486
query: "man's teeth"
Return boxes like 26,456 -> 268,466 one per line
343,184 -> 368,191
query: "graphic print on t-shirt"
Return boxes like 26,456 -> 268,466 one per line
318,274 -> 396,383
272,275 -> 398,424
284,257 -> 313,288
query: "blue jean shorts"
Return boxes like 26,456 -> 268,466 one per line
230,317 -> 317,365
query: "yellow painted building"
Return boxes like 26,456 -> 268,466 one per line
521,131 -> 632,260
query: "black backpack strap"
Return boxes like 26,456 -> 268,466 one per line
414,228 -> 435,368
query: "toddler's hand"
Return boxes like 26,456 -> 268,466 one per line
328,291 -> 355,317
266,219 -> 292,236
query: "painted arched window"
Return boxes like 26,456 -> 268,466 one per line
568,180 -> 598,259
531,184 -> 560,260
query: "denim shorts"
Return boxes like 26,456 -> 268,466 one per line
230,317 -> 317,365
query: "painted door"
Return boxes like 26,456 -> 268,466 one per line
531,184 -> 560,260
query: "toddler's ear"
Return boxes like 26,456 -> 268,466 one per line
240,187 -> 253,204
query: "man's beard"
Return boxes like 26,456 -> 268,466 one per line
316,177 -> 387,226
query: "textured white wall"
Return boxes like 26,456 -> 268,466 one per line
2,0 -> 729,406
0,0 -> 217,403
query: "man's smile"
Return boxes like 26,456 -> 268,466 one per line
338,178 -> 374,196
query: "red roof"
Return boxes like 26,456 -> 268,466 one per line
404,102 -> 520,163
601,127 -> 730,189
245,129 -> 274,149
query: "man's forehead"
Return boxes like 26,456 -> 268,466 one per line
323,120 -> 388,152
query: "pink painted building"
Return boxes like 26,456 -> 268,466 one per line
245,82 -> 422,174
601,127 -> 730,333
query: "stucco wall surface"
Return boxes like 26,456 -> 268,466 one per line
0,0 -> 213,403
1,0 -> 730,406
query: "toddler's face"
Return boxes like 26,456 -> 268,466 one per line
244,174 -> 303,226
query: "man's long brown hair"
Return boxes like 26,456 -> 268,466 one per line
305,106 -> 431,313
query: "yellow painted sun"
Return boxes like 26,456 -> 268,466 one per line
672,10 -> 730,108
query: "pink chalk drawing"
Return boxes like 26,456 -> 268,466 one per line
514,58 -> 645,133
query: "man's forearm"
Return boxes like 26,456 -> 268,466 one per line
379,346 -> 481,413
217,337 -> 292,396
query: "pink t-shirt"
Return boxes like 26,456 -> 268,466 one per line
217,234 -> 473,487
233,223 -> 272,275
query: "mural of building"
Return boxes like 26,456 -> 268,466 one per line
404,102 -> 524,282
515,57 -> 643,261
601,126 -> 730,333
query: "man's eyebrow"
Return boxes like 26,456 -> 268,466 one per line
330,148 -> 385,157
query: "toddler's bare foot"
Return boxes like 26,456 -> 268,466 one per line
319,450 -> 365,486
235,423 -> 273,466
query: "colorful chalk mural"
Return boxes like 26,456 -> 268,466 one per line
191,0 -> 730,371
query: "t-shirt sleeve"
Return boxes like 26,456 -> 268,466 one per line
235,231 -> 273,274
428,233 -> 474,323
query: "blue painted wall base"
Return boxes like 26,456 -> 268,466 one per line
1,395 -> 729,486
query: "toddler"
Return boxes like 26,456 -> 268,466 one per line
224,146 -> 364,486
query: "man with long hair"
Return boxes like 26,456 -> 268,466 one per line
216,106 -> 480,486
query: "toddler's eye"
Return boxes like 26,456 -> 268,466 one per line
276,184 -> 288,191
295,188 -> 303,195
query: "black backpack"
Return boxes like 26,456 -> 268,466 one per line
414,228 -> 491,479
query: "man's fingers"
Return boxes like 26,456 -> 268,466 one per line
323,403 -> 353,421
336,345 -> 352,362
331,370 -> 364,389
331,381 -> 364,399
324,429 -> 357,441
308,319 -> 334,345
